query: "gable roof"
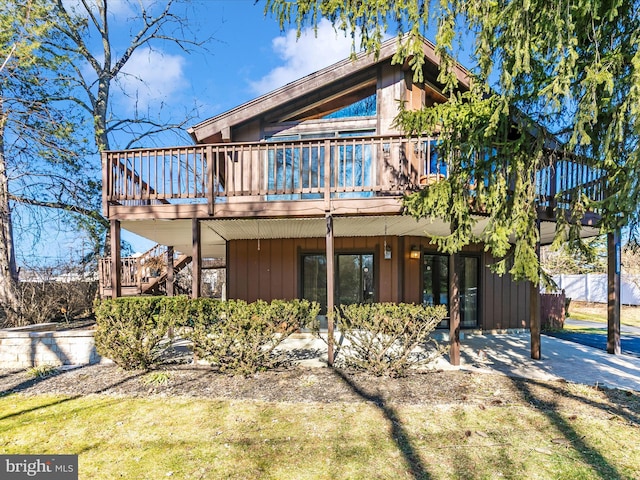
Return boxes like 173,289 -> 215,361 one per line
188,35 -> 471,144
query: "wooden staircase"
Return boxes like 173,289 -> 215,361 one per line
98,244 -> 192,298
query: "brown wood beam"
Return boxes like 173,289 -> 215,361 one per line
192,218 -> 202,299
607,229 -> 621,355
535,207 -> 601,227
166,246 -> 175,297
326,212 -> 335,367
101,152 -> 109,217
449,252 -> 460,366
110,220 -> 121,299
107,197 -> 404,221
530,220 -> 541,360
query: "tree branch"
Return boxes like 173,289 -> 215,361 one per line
9,194 -> 108,229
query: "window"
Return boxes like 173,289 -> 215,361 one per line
323,93 -> 377,119
265,130 -> 376,200
459,256 -> 479,328
422,254 -> 449,328
336,254 -> 374,305
422,253 -> 479,328
302,254 -> 327,312
301,252 -> 375,313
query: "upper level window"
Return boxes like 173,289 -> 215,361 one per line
323,93 -> 377,119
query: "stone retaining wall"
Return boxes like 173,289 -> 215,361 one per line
0,328 -> 109,369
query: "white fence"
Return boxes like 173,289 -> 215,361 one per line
551,274 -> 640,305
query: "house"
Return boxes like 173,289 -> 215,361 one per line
100,36 -> 607,363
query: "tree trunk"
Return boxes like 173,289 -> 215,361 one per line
0,101 -> 22,326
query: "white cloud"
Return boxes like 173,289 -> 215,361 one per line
250,19 -> 359,95
114,47 -> 187,112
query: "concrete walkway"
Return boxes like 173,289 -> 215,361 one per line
282,331 -> 640,392
451,333 -> 640,392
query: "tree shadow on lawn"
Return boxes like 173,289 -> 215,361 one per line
333,368 -> 434,480
508,376 -> 636,479
0,367 -> 145,421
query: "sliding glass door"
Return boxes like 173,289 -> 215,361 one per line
422,253 -> 479,328
301,253 -> 374,313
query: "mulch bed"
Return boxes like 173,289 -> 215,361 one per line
1,364 -> 638,419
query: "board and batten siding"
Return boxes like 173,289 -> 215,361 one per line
481,256 -> 530,331
227,236 -> 530,330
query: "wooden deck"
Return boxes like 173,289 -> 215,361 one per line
102,135 -> 606,222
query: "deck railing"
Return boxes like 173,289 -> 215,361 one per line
98,244 -> 173,291
103,135 -> 606,213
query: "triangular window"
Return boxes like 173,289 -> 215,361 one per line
323,93 -> 376,119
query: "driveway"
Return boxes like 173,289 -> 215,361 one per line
546,319 -> 640,357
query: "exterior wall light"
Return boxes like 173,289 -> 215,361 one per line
384,241 -> 392,259
410,246 -> 421,259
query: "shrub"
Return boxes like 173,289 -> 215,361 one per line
141,370 -> 172,386
185,298 -> 319,375
94,297 -> 319,374
332,303 -> 448,376
8,280 -> 97,328
94,297 -> 172,370
26,364 -> 59,378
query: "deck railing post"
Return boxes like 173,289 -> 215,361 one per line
323,140 -> 331,210
192,218 -> 202,299
206,146 -> 214,216
110,220 -> 121,298
166,246 -> 175,297
101,152 -> 109,218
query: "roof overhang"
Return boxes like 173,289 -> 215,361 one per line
121,215 -> 600,258
187,35 -> 471,144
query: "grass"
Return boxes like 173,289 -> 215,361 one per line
568,301 -> 640,328
562,325 -> 609,334
0,387 -> 639,479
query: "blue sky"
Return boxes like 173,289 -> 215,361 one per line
111,0 -> 374,142
20,0 -> 470,263
107,0 -> 391,254
18,0 -> 378,264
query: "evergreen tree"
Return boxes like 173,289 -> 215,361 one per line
264,0 -> 640,283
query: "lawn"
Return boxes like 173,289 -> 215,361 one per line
568,301 -> 640,328
1,386 -> 639,479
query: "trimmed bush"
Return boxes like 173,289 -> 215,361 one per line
332,303 -> 448,376
94,297 -> 174,370
95,297 -> 319,374
184,298 -> 320,376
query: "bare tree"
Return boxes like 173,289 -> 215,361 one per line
0,0 -> 86,324
0,0 -> 208,325
52,0 -> 206,152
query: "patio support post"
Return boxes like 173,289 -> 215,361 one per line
530,220 -> 541,360
192,218 -> 202,299
166,246 -> 175,297
110,220 -> 121,298
326,212 -> 335,366
607,228 -> 621,355
449,252 -> 460,366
